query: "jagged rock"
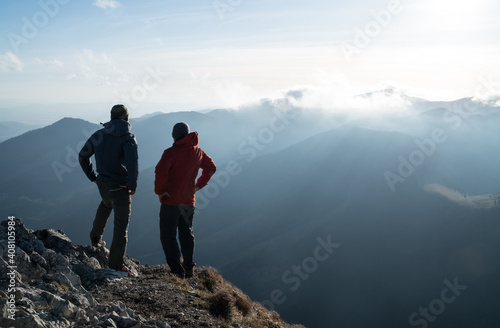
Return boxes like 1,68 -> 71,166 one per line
0,218 -> 170,328
5,309 -> 50,328
0,244 -> 47,283
16,285 -> 48,307
0,219 -> 46,255
30,251 -> 49,270
43,248 -> 82,288
82,256 -> 102,270
73,244 -> 110,269
0,218 -> 302,328
35,228 -> 74,254
41,290 -> 84,320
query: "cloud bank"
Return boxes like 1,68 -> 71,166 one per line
93,0 -> 120,10
0,51 -> 23,72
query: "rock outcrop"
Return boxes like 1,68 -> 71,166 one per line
0,218 -> 305,328
0,217 -> 165,328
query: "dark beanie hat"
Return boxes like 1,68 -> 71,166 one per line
172,122 -> 190,141
111,104 -> 129,121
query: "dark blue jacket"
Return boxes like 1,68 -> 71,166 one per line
79,119 -> 138,191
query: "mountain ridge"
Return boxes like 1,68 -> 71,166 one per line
0,217 -> 306,328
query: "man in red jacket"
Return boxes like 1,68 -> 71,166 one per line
155,122 -> 216,278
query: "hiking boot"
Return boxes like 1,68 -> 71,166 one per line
182,263 -> 195,278
91,238 -> 106,247
171,271 -> 185,279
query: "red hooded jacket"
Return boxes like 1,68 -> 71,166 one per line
154,132 -> 216,206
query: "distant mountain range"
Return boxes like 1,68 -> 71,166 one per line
2,93 -> 500,327
0,121 -> 41,143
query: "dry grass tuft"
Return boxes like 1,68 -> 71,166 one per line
234,293 -> 253,316
198,266 -> 224,292
170,272 -> 191,291
196,267 -> 307,328
206,290 -> 234,320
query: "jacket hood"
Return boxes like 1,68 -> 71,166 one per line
175,131 -> 199,147
103,119 -> 131,137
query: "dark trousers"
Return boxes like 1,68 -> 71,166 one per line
159,204 -> 195,274
90,182 -> 131,270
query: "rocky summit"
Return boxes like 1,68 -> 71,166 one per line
0,218 -> 305,328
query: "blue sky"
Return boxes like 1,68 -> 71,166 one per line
1,0 -> 500,120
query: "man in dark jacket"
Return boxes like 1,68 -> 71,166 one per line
155,122 -> 216,278
79,104 -> 138,272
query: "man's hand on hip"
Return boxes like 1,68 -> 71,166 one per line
119,185 -> 135,195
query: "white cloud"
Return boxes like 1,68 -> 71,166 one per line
36,58 -> 64,69
76,49 -> 129,85
214,82 -> 261,108
279,70 -> 412,115
0,51 -> 23,72
93,0 -> 120,10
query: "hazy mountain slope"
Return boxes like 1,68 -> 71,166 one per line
194,126 -> 433,270
0,121 -> 41,142
0,101 -> 343,207
131,111 -> 220,170
190,126 -> 500,328
411,108 -> 500,194
134,99 -> 349,170
0,118 -> 100,202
